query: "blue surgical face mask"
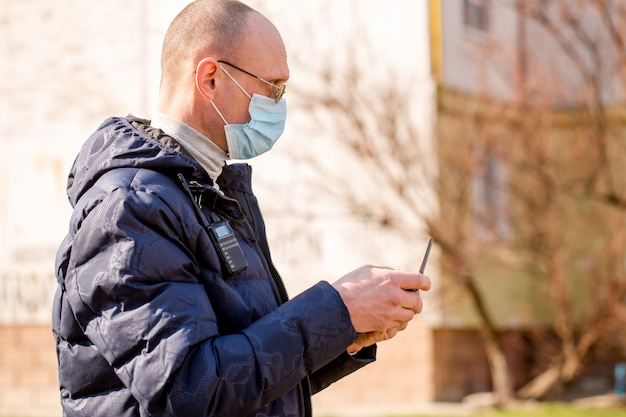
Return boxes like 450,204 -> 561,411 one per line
210,61 -> 287,160
210,94 -> 286,160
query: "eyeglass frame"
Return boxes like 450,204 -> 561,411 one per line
217,60 -> 286,103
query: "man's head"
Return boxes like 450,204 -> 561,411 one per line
157,0 -> 289,154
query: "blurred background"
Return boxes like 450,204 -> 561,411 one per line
1,1 -> 625,416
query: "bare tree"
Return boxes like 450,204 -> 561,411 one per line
509,0 -> 626,399
280,0 -> 626,407
288,14 -> 517,406
435,0 -> 626,400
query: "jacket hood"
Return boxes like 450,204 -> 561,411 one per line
66,116 -> 206,206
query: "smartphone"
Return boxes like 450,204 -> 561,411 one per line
419,237 -> 432,274
407,237 -> 432,292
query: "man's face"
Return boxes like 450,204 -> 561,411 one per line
215,12 -> 289,126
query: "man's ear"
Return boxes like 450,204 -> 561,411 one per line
195,57 -> 219,101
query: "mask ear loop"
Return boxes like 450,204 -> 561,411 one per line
195,59 -> 231,126
218,64 -> 253,100
210,100 -> 229,125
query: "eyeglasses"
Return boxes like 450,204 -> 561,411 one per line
217,60 -> 286,103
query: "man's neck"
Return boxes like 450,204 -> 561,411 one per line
151,112 -> 229,182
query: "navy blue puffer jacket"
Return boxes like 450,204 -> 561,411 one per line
53,116 -> 375,417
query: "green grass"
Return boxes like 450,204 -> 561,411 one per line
397,403 -> 626,417
477,404 -> 626,417
488,403 -> 626,416
322,403 -> 626,417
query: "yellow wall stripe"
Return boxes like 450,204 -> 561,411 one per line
429,0 -> 443,82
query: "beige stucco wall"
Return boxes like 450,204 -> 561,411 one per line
0,1 -> 436,415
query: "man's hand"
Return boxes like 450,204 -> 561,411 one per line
332,265 -> 431,335
346,327 -> 407,354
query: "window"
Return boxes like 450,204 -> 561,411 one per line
473,151 -> 511,241
464,0 -> 490,31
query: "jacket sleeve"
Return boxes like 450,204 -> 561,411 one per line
65,174 -> 358,416
309,345 -> 377,395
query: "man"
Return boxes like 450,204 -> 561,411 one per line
53,1 -> 431,416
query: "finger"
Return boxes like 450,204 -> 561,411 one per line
354,331 -> 378,347
413,295 -> 423,314
383,329 -> 395,340
397,290 -> 424,314
393,271 -> 431,292
393,303 -> 416,322
419,274 -> 432,291
347,343 -> 362,354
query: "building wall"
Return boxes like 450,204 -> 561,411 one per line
0,0 -> 434,323
439,0 -> 519,101
314,322 -> 434,415
431,0 -> 626,402
0,326 -> 60,417
438,0 -> 624,106
0,322 -> 434,417
0,1 -> 436,415
0,0 -> 171,325
432,327 -> 615,403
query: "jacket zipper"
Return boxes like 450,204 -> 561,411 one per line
193,179 -> 313,417
241,217 -> 313,417
242,217 -> 285,305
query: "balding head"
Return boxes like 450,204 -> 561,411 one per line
160,0 -> 253,85
156,0 -> 288,152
